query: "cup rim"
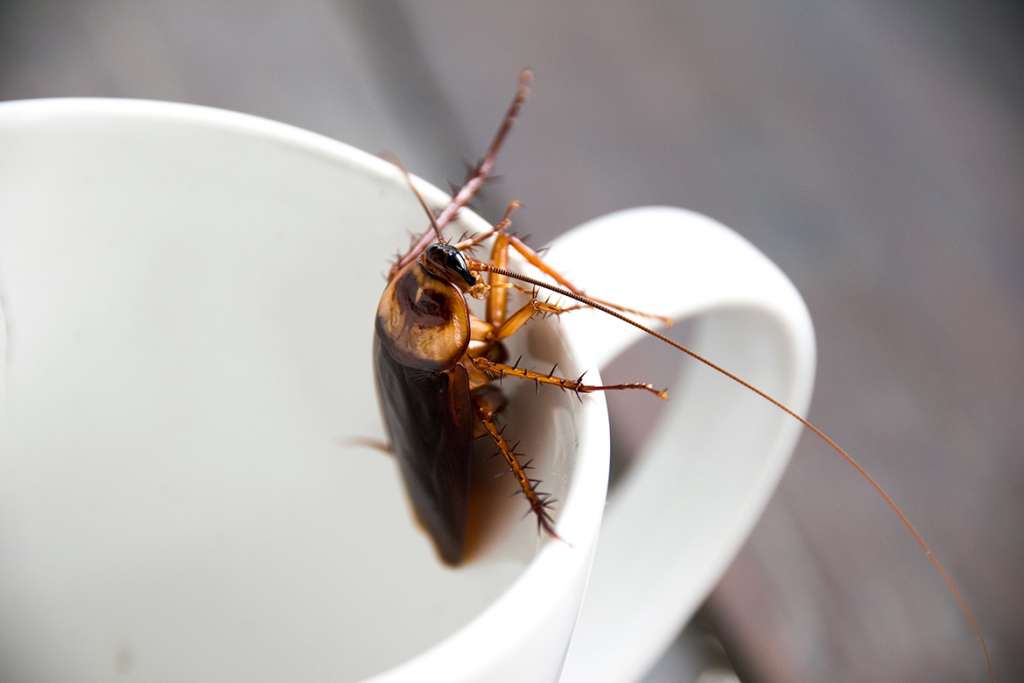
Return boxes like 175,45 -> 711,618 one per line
0,97 -> 610,681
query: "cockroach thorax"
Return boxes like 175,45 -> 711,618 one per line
375,262 -> 470,371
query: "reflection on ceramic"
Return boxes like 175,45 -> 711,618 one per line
0,100 -> 813,683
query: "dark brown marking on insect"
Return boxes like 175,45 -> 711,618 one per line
396,268 -> 451,326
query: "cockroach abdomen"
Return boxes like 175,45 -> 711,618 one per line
373,335 -> 474,565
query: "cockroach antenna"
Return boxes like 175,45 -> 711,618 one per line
466,258 -> 994,680
387,155 -> 445,243
388,69 -> 533,277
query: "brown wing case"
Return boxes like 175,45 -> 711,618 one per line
373,334 -> 474,565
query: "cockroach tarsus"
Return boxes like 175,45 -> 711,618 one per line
369,69 -> 993,679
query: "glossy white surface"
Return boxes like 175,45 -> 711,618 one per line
552,209 -> 815,682
0,100 -> 813,682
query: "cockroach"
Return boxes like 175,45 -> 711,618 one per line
371,70 -> 992,679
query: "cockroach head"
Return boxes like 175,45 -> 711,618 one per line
421,242 -> 477,290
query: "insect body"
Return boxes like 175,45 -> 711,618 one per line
373,250 -> 475,564
375,232 -> 659,562
371,70 -> 992,676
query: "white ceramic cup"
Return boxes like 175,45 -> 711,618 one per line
0,100 -> 814,683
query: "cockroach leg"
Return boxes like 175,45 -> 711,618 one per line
460,222 -> 671,324
471,356 -> 669,400
452,200 -> 520,252
473,205 -> 588,332
487,297 -> 585,342
343,436 -> 393,455
471,384 -> 507,420
485,233 -> 511,325
469,314 -> 494,341
389,70 -> 533,278
490,298 -> 545,341
473,398 -> 559,538
501,234 -> 674,325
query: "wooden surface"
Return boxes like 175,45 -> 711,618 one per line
2,2 -> 1020,681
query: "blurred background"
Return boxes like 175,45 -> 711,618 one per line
2,1 -> 1020,681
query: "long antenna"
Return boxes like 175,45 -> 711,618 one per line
468,259 -> 994,681
389,69 -> 533,277
389,156 -> 444,242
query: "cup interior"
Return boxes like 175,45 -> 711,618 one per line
0,101 -> 591,682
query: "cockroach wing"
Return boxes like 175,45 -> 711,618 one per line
373,335 -> 474,565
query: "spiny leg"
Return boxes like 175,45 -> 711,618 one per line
471,356 -> 668,400
468,297 -> 582,350
501,235 -> 673,325
453,200 -> 520,253
473,397 -> 559,538
462,225 -> 671,324
482,203 -> 524,326
389,70 -> 533,278
488,297 -> 585,342
486,233 -> 510,326
343,436 -> 392,455
447,193 -> 667,325
474,203 -> 584,331
469,314 -> 495,343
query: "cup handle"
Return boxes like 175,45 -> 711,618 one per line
544,207 -> 816,682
